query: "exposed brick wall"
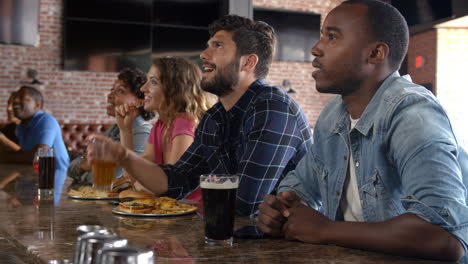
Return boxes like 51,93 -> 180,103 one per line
0,0 -> 343,127
407,29 -> 437,93
0,0 -> 116,124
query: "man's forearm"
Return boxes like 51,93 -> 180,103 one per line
324,213 -> 464,261
121,150 -> 169,195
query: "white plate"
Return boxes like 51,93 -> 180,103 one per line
111,206 -> 197,217
68,195 -> 118,200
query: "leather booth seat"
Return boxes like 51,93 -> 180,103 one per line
0,122 -> 113,159
60,123 -> 113,156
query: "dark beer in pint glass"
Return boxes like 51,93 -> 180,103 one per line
37,147 -> 55,197
201,174 -> 239,246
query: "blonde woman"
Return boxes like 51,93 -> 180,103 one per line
115,57 -> 211,201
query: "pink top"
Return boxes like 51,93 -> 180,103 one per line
148,116 -> 201,202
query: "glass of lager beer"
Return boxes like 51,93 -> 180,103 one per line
200,174 -> 239,246
90,139 -> 117,190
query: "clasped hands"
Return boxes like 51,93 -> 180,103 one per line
85,101 -> 142,163
257,191 -> 332,244
115,101 -> 144,130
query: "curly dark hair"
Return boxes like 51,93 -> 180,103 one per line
344,0 -> 409,70
117,68 -> 155,121
208,14 -> 276,79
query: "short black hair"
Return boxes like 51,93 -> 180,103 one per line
208,14 -> 276,79
117,68 -> 155,121
20,85 -> 44,108
344,0 -> 409,70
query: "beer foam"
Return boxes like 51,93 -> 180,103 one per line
201,180 -> 239,189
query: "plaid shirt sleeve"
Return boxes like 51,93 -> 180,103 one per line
160,135 -> 210,199
235,97 -> 308,216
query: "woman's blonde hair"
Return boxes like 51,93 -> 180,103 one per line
152,57 -> 211,141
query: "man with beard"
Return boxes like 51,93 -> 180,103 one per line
257,0 -> 468,261
0,85 -> 69,171
87,15 -> 313,216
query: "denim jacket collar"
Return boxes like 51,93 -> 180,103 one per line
331,71 -> 402,137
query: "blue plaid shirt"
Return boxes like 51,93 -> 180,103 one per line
161,79 -> 313,216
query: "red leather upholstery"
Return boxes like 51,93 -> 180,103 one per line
60,123 -> 113,154
0,122 -> 113,156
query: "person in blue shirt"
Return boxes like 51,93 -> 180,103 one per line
0,85 -> 69,171
257,0 -> 468,261
88,15 -> 313,216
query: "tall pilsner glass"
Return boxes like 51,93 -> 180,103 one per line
200,174 -> 239,246
37,147 -> 55,198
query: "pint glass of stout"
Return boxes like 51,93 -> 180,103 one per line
90,139 -> 116,190
200,174 -> 239,246
38,147 -> 55,197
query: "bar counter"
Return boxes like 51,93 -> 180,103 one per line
0,163 -> 458,263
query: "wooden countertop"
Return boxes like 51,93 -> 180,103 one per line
0,163 -> 457,264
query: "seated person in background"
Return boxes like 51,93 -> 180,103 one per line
115,57 -> 211,202
0,91 -> 20,146
257,0 -> 468,261
67,68 -> 153,185
0,85 -> 69,171
88,14 -> 313,216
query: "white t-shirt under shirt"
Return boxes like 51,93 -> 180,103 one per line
340,116 -> 364,222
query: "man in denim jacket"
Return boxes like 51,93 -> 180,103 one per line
258,0 -> 468,261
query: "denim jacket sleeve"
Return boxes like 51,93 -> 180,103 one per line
386,91 -> 468,251
278,149 -> 324,211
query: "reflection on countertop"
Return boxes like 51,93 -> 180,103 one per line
0,163 -> 462,264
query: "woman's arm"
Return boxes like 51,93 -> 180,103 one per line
132,143 -> 156,194
165,134 -> 194,164
0,132 -> 21,152
87,135 -> 170,195
115,103 -> 139,151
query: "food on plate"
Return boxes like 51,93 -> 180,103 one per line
111,176 -> 133,192
115,195 -> 198,215
118,190 -> 154,200
117,190 -> 156,213
118,199 -> 155,214
151,197 -> 197,214
68,186 -> 114,198
68,176 -> 134,198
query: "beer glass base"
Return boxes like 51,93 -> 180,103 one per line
38,189 -> 54,199
205,237 -> 233,247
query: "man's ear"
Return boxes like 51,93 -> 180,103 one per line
34,100 -> 41,110
240,54 -> 259,72
368,42 -> 389,65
